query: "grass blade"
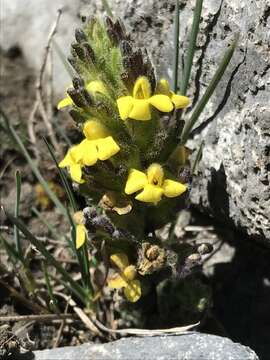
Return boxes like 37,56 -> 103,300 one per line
43,262 -> 60,313
191,140 -> 204,174
43,137 -> 78,212
4,210 -> 86,304
43,138 -> 91,293
180,0 -> 203,95
173,0 -> 180,92
14,170 -> 22,257
0,108 -> 67,216
101,0 -> 114,18
52,40 -> 74,79
181,35 -> 238,144
0,234 -> 21,264
31,207 -> 59,239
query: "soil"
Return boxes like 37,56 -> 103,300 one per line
0,47 -> 270,360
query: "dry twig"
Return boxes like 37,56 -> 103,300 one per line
27,100 -> 40,160
0,313 -> 76,323
35,8 -> 62,156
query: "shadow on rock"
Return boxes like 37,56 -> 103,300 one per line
210,231 -> 270,360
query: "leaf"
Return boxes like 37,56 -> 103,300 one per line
43,137 -> 78,213
0,108 -> 67,216
4,210 -> 86,304
101,0 -> 114,18
180,0 -> 203,96
173,0 -> 180,92
14,170 -> 22,257
181,34 -> 239,144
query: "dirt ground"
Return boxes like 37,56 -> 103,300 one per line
0,47 -> 270,359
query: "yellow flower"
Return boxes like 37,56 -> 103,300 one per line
117,76 -> 174,121
59,120 -> 120,183
73,211 -> 87,249
82,119 -> 120,161
57,80 -> 108,109
156,79 -> 190,109
59,145 -> 85,183
125,163 -> 187,203
108,253 -> 141,302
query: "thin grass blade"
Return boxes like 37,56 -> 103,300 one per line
43,137 -> 78,212
101,0 -> 114,18
191,140 -> 204,174
52,40 -> 74,79
0,109 -> 67,216
173,0 -> 180,92
31,207 -> 59,239
180,0 -> 203,95
43,262 -> 60,313
0,234 -> 21,264
4,210 -> 86,304
14,170 -> 23,257
43,138 -> 91,292
181,34 -> 238,144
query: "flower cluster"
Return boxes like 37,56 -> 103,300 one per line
58,17 -> 191,301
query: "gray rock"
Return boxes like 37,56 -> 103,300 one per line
34,333 -> 258,360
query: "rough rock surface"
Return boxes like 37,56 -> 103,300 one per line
104,0 -> 270,243
1,0 -> 269,241
34,333 -> 258,360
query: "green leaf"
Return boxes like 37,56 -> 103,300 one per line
4,210 -> 87,304
14,170 -> 22,257
191,140 -> 204,175
0,108 -> 67,217
31,207 -> 59,239
173,0 -> 180,92
43,262 -> 60,313
181,34 -> 238,145
43,138 -> 91,293
52,39 -> 74,79
101,0 -> 114,18
43,137 -> 78,213
0,234 -> 21,264
180,0 -> 203,95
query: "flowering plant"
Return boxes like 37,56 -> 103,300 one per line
56,17 -> 196,302
2,2 -> 237,332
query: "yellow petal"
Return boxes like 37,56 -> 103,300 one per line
133,76 -> 151,99
147,163 -> 164,187
96,136 -> 120,161
117,96 -> 133,120
76,224 -> 86,249
135,184 -> 164,203
107,274 -> 127,289
171,93 -> 190,109
70,144 -> 83,163
163,179 -> 187,198
156,79 -> 171,96
149,95 -> 173,113
83,119 -> 109,140
86,80 -> 108,96
57,95 -> 73,110
129,99 -> 151,120
125,169 -> 147,195
123,265 -> 137,281
70,164 -> 83,183
110,253 -> 129,271
124,280 -> 141,302
59,150 -> 74,168
78,139 -> 98,166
